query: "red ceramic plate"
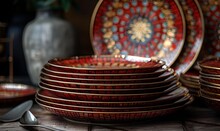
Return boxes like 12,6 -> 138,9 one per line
198,57 -> 220,74
40,68 -> 174,84
47,55 -> 165,74
36,94 -> 191,112
36,97 -> 193,123
36,87 -> 189,107
171,0 -> 204,74
40,73 -> 178,90
0,83 -> 36,105
90,0 -> 185,66
39,83 -> 178,102
198,0 -> 220,57
43,64 -> 167,79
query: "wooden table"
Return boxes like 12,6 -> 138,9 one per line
1,101 -> 220,131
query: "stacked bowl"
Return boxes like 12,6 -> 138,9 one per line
36,55 -> 193,123
180,69 -> 200,97
199,57 -> 220,111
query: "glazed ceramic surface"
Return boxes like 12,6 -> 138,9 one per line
47,55 -> 165,74
172,0 -> 204,74
90,0 -> 185,66
198,0 -> 220,57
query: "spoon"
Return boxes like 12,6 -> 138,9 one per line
20,111 -> 65,131
0,100 -> 33,122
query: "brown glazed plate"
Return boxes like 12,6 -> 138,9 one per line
0,83 -> 36,105
40,68 -> 174,84
36,97 -> 193,123
43,64 -> 167,79
36,87 -> 189,107
47,55 -> 165,74
35,94 -> 191,112
38,83 -> 178,102
39,73 -> 178,90
198,57 -> 220,75
90,0 -> 185,66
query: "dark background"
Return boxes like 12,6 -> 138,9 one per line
0,0 -> 98,79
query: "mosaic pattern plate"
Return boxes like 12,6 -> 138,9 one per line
171,0 -> 204,74
90,0 -> 186,66
198,0 -> 220,57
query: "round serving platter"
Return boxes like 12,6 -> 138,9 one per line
90,0 -> 186,66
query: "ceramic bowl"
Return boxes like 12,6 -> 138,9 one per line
39,80 -> 179,94
40,73 -> 178,90
47,55 -> 165,74
40,68 -> 174,84
36,87 -> 189,107
36,94 -> 191,112
0,83 -> 36,104
198,57 -> 220,75
39,84 -> 178,102
36,98 -> 192,123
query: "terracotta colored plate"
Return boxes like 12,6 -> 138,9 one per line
198,0 -> 220,57
36,87 -> 189,107
90,0 -> 185,66
43,64 -> 167,79
47,55 -> 165,74
0,83 -> 36,105
36,97 -> 193,123
171,0 -> 204,74
198,57 -> 220,75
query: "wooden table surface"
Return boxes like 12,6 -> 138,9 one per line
1,100 -> 220,131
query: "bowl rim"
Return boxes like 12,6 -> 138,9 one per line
200,71 -> 220,78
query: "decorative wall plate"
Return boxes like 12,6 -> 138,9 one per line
171,0 -> 204,74
198,0 -> 220,57
90,0 -> 186,66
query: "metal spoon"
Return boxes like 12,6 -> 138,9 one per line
20,111 -> 65,131
0,100 -> 33,122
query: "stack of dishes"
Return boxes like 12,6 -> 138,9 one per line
36,55 -> 193,124
199,57 -> 220,111
179,69 -> 200,97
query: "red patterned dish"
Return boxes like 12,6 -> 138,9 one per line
39,84 -> 177,102
43,65 -> 167,79
198,0 -> 220,57
36,87 -> 189,107
40,73 -> 178,90
40,68 -> 174,84
47,55 -> 165,74
172,0 -> 204,74
36,94 -> 191,112
0,83 -> 36,105
90,0 -> 185,66
198,57 -> 220,74
36,97 -> 192,123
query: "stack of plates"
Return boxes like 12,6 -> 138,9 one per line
36,55 -> 193,123
180,70 -> 200,97
199,57 -> 220,111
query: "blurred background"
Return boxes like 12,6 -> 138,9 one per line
0,0 -> 98,83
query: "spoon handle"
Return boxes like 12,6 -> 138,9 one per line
20,124 -> 65,131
